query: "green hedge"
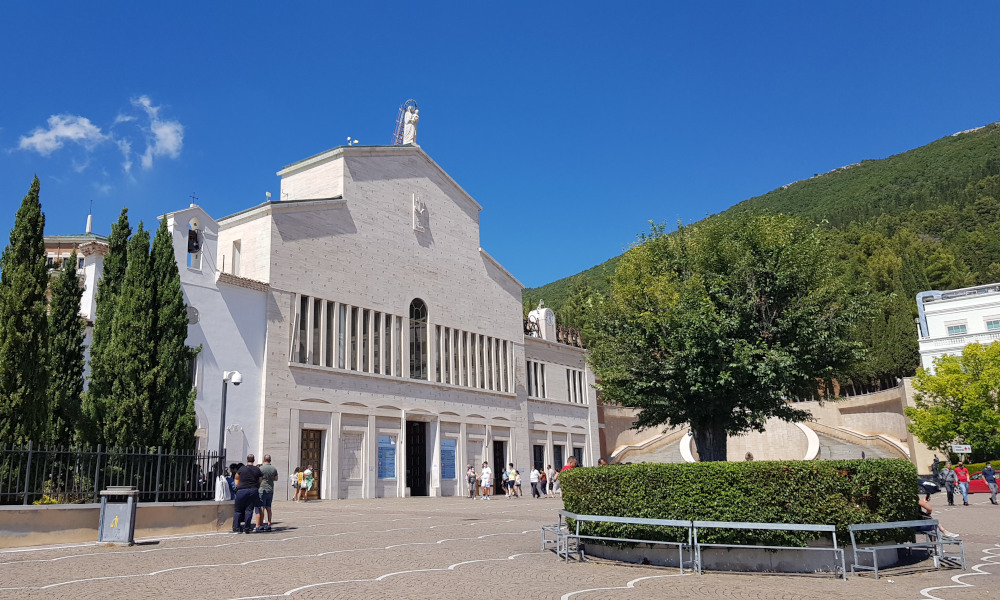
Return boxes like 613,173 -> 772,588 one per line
559,459 -> 918,547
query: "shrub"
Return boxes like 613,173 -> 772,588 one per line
559,459 -> 918,546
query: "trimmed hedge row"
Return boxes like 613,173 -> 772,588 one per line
559,459 -> 918,546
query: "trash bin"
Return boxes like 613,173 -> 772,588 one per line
98,486 -> 139,546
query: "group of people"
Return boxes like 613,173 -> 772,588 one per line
289,465 -> 315,502
934,456 -> 998,506
228,453 -> 279,533
466,456 -> 580,500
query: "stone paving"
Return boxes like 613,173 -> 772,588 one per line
0,491 -> 997,600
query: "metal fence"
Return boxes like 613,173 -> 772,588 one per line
0,442 -> 224,505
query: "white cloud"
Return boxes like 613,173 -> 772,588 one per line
18,115 -> 107,156
116,138 -> 133,173
133,95 -> 183,170
17,95 -> 184,174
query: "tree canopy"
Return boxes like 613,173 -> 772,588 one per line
905,342 -> 1000,461
589,215 -> 870,461
47,250 -> 86,447
0,177 -> 49,446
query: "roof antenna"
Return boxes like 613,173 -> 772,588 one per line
86,199 -> 93,234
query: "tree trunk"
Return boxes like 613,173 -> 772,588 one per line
692,424 -> 728,462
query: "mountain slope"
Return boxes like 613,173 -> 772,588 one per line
528,122 -> 1000,308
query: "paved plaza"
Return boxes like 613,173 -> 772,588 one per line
0,492 -> 997,600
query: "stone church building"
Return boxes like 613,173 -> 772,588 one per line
161,143 -> 599,500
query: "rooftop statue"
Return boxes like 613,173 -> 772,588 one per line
403,106 -> 420,145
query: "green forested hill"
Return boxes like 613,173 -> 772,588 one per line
526,122 -> 1000,385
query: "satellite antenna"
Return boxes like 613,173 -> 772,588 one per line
347,137 -> 360,146
391,99 -> 418,145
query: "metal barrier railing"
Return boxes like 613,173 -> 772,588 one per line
0,442 -> 224,505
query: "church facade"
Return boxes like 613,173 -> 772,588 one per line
161,144 -> 599,500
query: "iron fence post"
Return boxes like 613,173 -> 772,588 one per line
93,444 -> 102,502
155,446 -> 163,502
22,441 -> 33,505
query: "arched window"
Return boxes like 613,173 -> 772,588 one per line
409,298 -> 428,379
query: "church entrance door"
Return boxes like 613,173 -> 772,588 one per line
405,421 -> 428,496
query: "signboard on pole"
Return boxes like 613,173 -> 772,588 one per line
951,444 -> 972,454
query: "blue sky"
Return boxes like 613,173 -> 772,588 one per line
2,3 -> 998,288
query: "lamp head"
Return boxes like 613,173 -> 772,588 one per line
224,370 -> 243,386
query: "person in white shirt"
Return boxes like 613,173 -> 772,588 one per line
530,467 -> 541,498
479,461 -> 493,500
545,465 -> 556,498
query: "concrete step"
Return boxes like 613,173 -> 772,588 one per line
813,431 -> 895,460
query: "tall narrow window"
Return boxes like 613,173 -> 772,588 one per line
443,327 -> 451,384
231,240 -> 241,276
362,309 -> 370,372
478,335 -> 485,388
435,325 -> 442,382
373,312 -> 381,374
452,329 -> 460,385
384,313 -> 393,375
312,298 -> 321,365
350,307 -> 359,371
395,316 -> 403,376
501,341 -> 508,392
409,299 -> 428,380
486,337 -> 494,390
297,296 -> 308,363
462,332 -> 469,386
325,302 -> 334,367
337,304 -> 346,369
540,364 -> 547,398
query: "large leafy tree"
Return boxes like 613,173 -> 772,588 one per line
905,342 -> 1000,461
103,223 -> 155,447
150,218 -> 199,449
81,208 -> 131,445
589,215 -> 869,461
47,251 -> 86,446
0,177 -> 50,445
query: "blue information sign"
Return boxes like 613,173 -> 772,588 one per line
441,438 -> 456,479
378,435 -> 396,479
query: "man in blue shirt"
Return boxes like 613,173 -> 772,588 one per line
983,462 -> 998,505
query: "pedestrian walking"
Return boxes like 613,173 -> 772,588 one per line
530,466 -> 541,498
955,462 -> 971,506
982,461 -> 998,505
256,454 -> 278,532
940,462 -> 958,506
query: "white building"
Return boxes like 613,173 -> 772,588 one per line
916,283 -> 1000,371
152,143 -> 598,500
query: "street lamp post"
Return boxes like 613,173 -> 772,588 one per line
219,370 -> 242,467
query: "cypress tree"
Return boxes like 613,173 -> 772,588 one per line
0,177 -> 50,446
47,251 -> 86,446
103,223 -> 155,447
81,208 -> 130,445
150,218 -> 199,450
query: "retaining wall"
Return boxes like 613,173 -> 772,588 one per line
0,501 -> 230,549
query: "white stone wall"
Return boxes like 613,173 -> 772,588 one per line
278,153 -> 345,200
163,206 -> 268,461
